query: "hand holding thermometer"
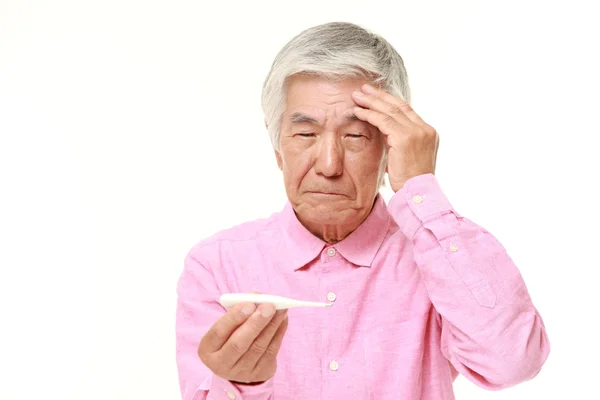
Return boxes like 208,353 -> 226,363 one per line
219,293 -> 333,310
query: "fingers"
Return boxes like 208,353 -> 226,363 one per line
254,313 -> 289,372
352,84 -> 425,125
218,303 -> 278,368
433,134 -> 440,172
352,91 -> 411,127
263,312 -> 288,357
232,308 -> 288,371
353,107 -> 407,150
199,302 -> 257,355
353,106 -> 400,138
362,84 -> 424,124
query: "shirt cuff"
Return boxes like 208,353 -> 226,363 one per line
210,375 -> 274,399
387,173 -> 455,239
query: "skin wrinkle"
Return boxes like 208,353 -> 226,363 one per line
275,75 -> 385,243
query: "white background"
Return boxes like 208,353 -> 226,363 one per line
1,0 -> 599,399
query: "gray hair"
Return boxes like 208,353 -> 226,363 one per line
261,21 -> 411,150
261,22 -> 411,187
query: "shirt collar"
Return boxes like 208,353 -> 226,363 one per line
278,195 -> 391,271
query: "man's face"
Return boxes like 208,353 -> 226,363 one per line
276,75 -> 385,229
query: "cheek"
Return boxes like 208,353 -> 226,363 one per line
281,148 -> 314,186
345,146 -> 383,180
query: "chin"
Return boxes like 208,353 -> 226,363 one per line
299,200 -> 358,224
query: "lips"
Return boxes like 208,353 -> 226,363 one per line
307,191 -> 347,197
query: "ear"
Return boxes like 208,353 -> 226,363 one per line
274,150 -> 283,171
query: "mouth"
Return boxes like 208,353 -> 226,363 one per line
307,191 -> 347,197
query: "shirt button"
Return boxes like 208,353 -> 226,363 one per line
449,244 -> 458,252
225,390 -> 236,399
329,360 -> 339,371
326,292 -> 337,302
327,248 -> 336,257
412,195 -> 423,204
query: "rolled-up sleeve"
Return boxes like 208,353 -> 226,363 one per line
387,173 -> 551,389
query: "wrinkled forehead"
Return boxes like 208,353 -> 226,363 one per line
288,107 -> 358,124
282,75 -> 371,128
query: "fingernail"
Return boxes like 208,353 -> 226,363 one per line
241,303 -> 255,316
260,305 -> 276,318
363,84 -> 375,93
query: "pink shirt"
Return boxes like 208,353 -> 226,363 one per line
175,174 -> 550,400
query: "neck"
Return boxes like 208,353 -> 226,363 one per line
296,197 -> 378,243
309,222 -> 361,244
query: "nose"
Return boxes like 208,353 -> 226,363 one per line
314,134 -> 343,177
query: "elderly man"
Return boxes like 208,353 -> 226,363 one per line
176,22 -> 550,400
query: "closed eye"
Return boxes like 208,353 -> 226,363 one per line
346,134 -> 365,138
297,133 -> 315,137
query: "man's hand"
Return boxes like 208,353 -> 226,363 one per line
198,302 -> 289,384
352,84 -> 439,192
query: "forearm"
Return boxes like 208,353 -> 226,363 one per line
388,174 -> 550,388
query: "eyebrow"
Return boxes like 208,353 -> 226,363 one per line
290,112 -> 319,124
289,112 -> 359,124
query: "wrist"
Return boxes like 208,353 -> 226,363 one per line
230,380 -> 267,386
211,375 -> 274,398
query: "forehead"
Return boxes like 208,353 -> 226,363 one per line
283,75 -> 371,123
